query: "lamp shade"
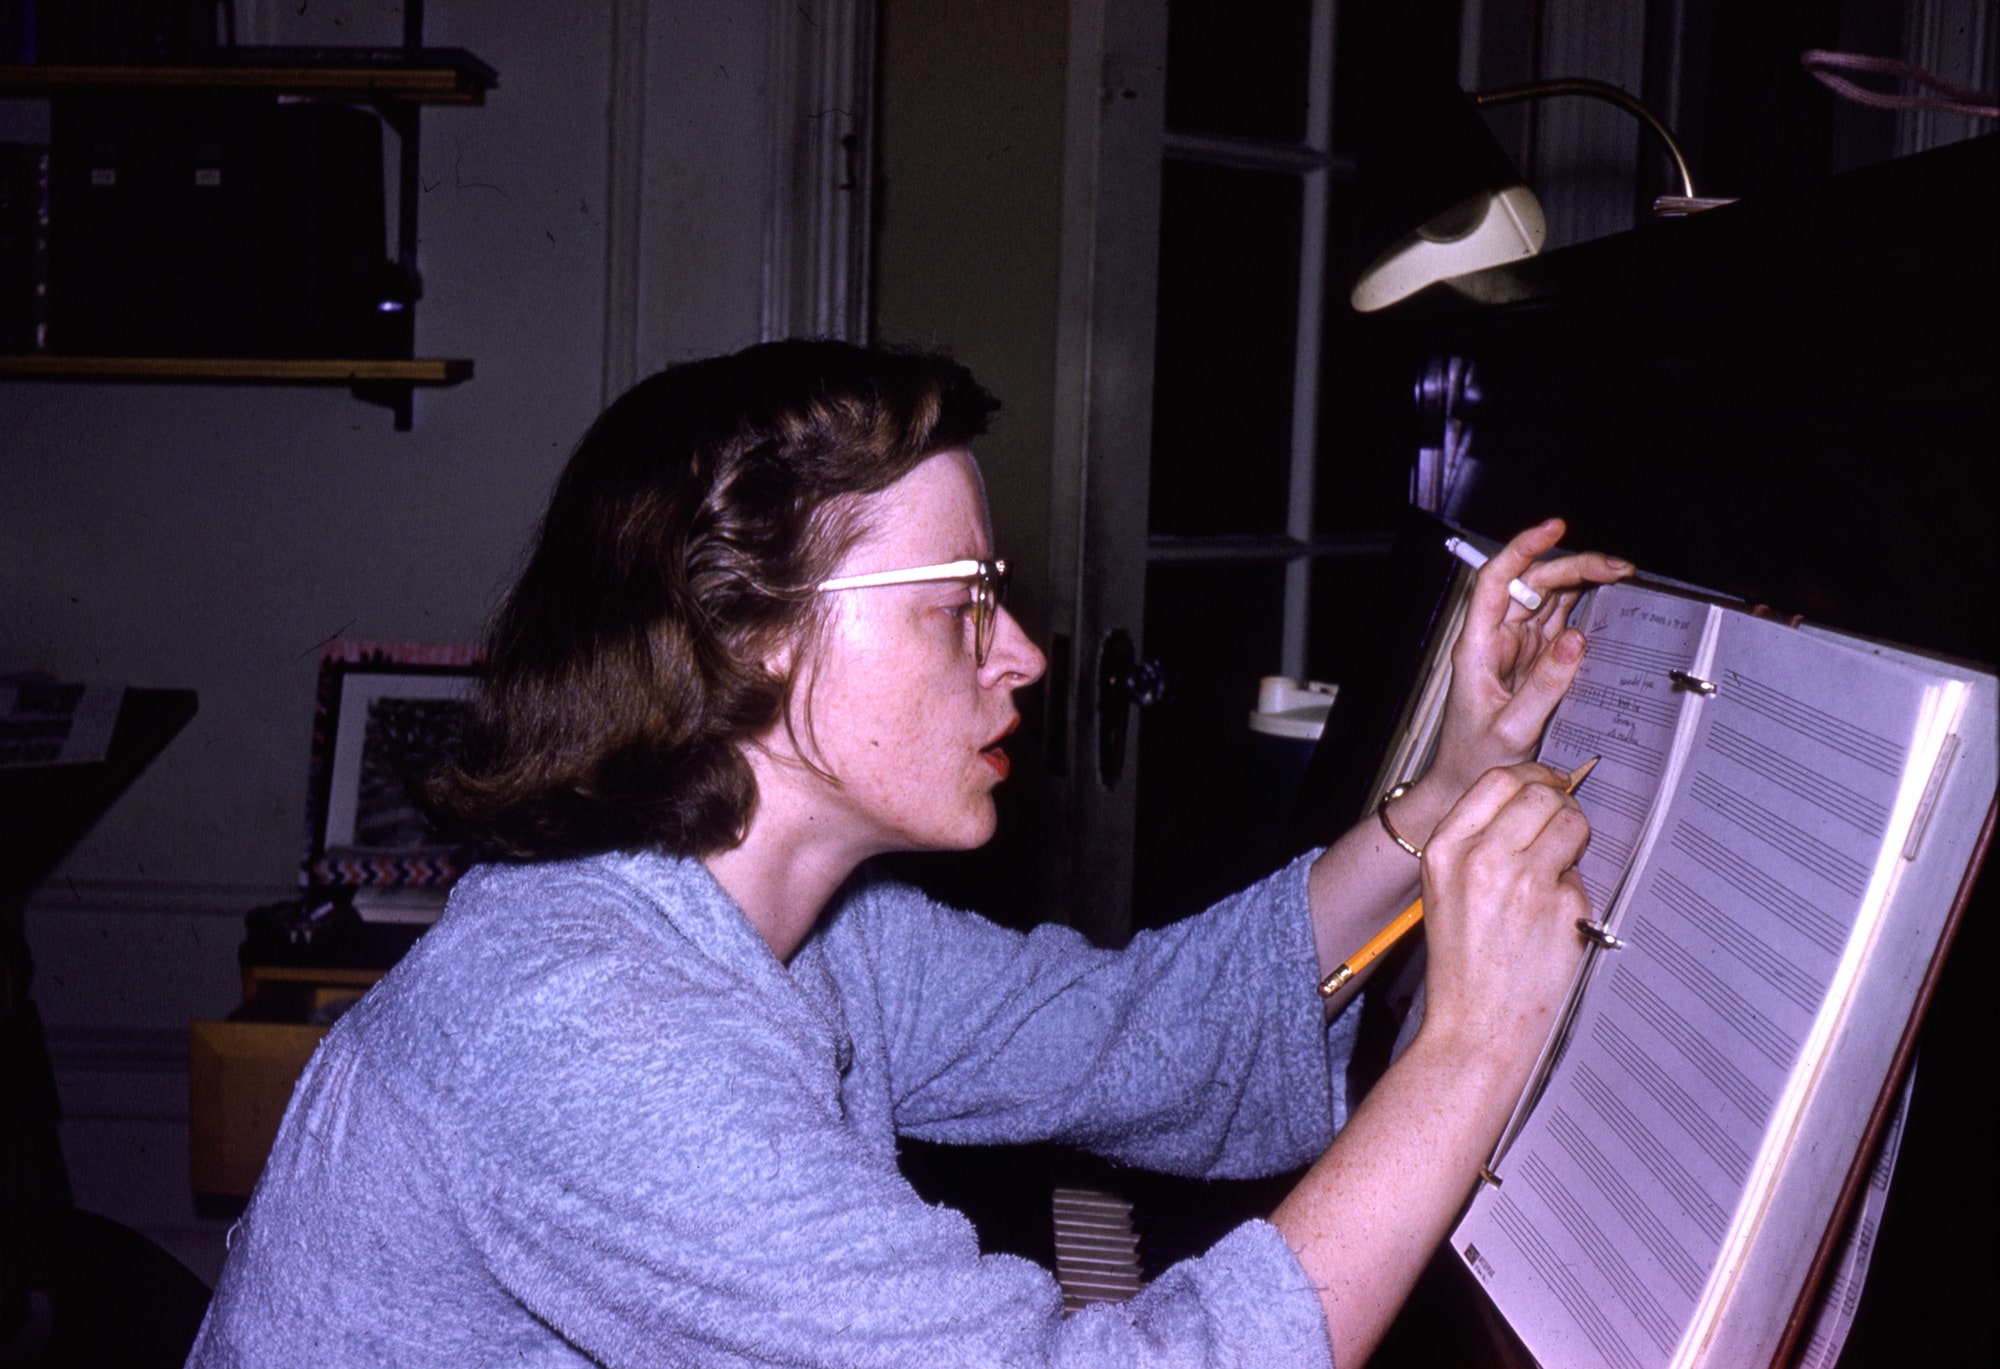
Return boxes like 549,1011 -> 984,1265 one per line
1350,81 -> 1546,312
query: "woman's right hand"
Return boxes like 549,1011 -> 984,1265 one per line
1274,761 -> 1600,1364
1414,762 -> 1594,1070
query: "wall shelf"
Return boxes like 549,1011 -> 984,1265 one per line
0,50 -> 497,106
0,356 -> 472,382
0,8 -> 495,429
0,355 -> 471,382
0,355 -> 474,419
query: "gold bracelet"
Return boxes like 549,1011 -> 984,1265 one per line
1376,782 -> 1423,859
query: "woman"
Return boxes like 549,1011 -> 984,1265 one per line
189,340 -> 1630,1366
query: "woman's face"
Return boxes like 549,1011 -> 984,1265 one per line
764,448 -> 1046,858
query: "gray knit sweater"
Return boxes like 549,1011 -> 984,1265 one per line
187,850 -> 1355,1366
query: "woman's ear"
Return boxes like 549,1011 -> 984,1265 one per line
763,639 -> 795,682
754,606 -> 808,685
754,631 -> 806,745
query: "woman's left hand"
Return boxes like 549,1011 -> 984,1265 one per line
1421,518 -> 1632,804
1305,517 -> 1629,1005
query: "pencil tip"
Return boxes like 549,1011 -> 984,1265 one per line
1567,756 -> 1601,791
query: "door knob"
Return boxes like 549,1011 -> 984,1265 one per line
1097,629 -> 1168,787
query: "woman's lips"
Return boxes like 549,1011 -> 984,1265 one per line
981,718 -> 1019,779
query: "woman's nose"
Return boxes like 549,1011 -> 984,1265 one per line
983,606 -> 1046,686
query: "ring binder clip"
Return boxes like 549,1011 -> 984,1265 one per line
1478,1165 -> 1504,1189
1576,918 -> 1626,951
1668,669 -> 1717,695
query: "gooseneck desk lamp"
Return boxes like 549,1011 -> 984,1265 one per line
1350,77 -> 1701,313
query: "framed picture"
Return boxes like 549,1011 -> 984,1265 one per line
303,641 -> 481,889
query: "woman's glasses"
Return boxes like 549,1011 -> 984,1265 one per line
816,558 -> 1011,666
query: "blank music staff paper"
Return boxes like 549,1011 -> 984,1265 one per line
1451,581 -> 1981,1369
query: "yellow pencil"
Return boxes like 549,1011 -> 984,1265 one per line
1318,756 -> 1600,999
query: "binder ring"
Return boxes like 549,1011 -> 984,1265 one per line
1576,918 -> 1625,951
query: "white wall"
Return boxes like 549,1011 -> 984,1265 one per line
3,0 -> 792,1281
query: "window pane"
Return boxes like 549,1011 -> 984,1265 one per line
1315,176 -> 1408,535
1304,554 -> 1396,687
1150,160 -> 1301,537
1166,0 -> 1313,144
1133,560 -> 1290,930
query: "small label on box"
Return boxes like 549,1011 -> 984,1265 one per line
90,168 -> 116,187
195,168 -> 222,188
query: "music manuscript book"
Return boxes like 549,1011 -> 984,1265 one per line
1441,579 -> 1995,1369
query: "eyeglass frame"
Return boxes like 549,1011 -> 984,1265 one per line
815,558 -> 1011,667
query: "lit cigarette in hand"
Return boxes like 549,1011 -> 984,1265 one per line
1445,536 -> 1543,611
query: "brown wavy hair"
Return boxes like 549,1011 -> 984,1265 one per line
424,339 -> 998,860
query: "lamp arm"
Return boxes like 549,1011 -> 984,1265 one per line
1472,77 -> 1697,200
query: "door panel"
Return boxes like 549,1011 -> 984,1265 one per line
1057,0 -> 1386,942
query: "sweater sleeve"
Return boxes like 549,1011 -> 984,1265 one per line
815,849 -> 1362,1179
434,922 -> 1333,1369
